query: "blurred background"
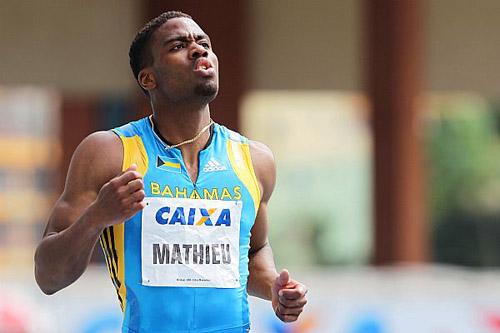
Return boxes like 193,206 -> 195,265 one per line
1,0 -> 500,332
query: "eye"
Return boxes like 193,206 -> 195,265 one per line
200,41 -> 211,49
171,43 -> 185,51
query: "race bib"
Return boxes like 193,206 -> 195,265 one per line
141,197 -> 242,288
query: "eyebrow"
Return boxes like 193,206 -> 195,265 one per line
163,34 -> 210,46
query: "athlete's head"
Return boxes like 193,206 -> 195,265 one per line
129,11 -> 219,103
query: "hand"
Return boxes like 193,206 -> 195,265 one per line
88,164 -> 145,228
271,269 -> 308,322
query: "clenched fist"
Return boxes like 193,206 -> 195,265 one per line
88,164 -> 145,228
271,269 -> 308,322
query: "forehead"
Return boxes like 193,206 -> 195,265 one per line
154,17 -> 208,41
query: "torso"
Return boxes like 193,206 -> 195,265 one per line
100,117 -> 260,333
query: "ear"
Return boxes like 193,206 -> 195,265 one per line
138,68 -> 156,92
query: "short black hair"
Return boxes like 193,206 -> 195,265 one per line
129,11 -> 192,95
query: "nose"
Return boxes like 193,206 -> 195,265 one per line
189,43 -> 208,59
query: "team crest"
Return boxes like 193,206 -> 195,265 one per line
156,156 -> 181,173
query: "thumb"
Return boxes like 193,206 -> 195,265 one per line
118,164 -> 140,178
121,164 -> 139,176
276,269 -> 290,288
126,164 -> 138,172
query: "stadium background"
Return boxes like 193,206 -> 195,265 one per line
1,0 -> 500,332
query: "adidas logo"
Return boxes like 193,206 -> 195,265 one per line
203,158 -> 227,172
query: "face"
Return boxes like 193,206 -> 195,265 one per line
144,17 -> 219,103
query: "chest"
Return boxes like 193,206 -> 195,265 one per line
145,150 -> 244,202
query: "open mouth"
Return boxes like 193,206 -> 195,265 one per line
193,58 -> 215,78
194,59 -> 212,71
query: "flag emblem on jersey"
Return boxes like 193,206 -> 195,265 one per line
157,156 -> 181,173
203,157 -> 227,172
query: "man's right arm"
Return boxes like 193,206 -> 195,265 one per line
34,131 -> 145,295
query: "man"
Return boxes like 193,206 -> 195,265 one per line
35,11 -> 307,332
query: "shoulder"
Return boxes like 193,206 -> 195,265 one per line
75,131 -> 122,166
112,117 -> 149,137
78,130 -> 121,149
66,131 -> 123,192
249,140 -> 275,170
220,126 -> 276,201
249,140 -> 276,202
222,125 -> 273,163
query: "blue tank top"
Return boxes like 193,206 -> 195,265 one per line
99,116 -> 261,333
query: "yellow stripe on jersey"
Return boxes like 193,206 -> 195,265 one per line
101,135 -> 149,312
162,161 -> 180,168
227,140 -> 261,215
121,135 -> 149,176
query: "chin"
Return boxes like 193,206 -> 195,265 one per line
194,82 -> 219,100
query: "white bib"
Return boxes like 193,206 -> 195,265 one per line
141,197 -> 242,288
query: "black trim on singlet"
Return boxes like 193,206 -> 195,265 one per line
101,228 -> 121,289
100,228 -> 124,308
108,226 -> 121,283
99,235 -> 115,285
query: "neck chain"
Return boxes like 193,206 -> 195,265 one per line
150,116 -> 214,149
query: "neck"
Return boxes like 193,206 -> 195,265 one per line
150,99 -> 212,150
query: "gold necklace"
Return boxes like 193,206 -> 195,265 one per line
150,116 -> 214,149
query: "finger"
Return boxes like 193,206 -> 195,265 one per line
123,178 -> 144,194
277,304 -> 304,316
131,189 -> 146,202
279,285 -> 307,299
123,201 -> 146,220
276,269 -> 290,288
279,296 -> 307,308
275,309 -> 299,323
280,314 -> 299,323
122,190 -> 145,205
131,201 -> 146,211
113,170 -> 142,187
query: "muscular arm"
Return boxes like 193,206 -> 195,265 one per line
246,141 -> 278,300
246,140 -> 307,322
34,131 -> 144,294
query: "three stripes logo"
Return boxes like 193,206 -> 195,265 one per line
203,158 -> 227,172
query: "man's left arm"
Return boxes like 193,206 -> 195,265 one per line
247,141 -> 308,322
